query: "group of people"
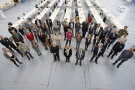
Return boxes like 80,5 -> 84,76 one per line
0,4 -> 134,68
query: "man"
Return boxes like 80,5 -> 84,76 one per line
106,24 -> 113,36
113,48 -> 134,68
107,30 -> 118,49
18,42 -> 34,60
2,48 -> 22,67
75,46 -> 85,66
90,43 -> 105,64
8,25 -> 17,34
118,26 -> 128,38
46,16 -> 53,33
91,36 -> 100,51
64,23 -> 69,40
69,19 -> 74,37
107,40 -> 125,59
35,18 -> 41,28
11,30 -> 24,46
99,27 -> 107,41
75,20 -> 81,37
101,36 -> 110,50
82,19 -> 89,38
51,43 -> 60,62
0,35 -> 14,52
8,37 -> 23,57
94,23 -> 103,39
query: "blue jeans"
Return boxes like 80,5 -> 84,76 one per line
76,41 -> 81,48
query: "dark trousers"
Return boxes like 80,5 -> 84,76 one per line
10,56 -> 22,67
54,53 -> 60,61
85,43 -> 90,50
6,46 -> 14,53
75,58 -> 82,66
91,44 -> 95,51
108,50 -> 118,59
25,51 -> 33,60
66,40 -> 71,45
65,56 -> 70,62
34,33 -> 38,42
113,56 -> 127,68
90,54 -> 96,62
82,31 -> 87,38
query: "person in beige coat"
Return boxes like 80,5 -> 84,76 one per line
55,32 -> 61,49
18,42 -> 34,60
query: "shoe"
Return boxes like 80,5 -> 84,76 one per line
117,66 -> 119,68
20,62 -> 23,64
107,55 -> 110,57
95,61 -> 98,64
112,63 -> 115,65
16,65 -> 19,67
89,60 -> 92,63
111,57 -> 113,59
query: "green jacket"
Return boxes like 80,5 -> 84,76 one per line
118,29 -> 127,38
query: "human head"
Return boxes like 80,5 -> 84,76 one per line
11,30 -> 16,34
79,46 -> 83,50
18,42 -> 23,46
65,44 -> 70,49
9,37 -> 14,41
0,35 -> 3,39
52,42 -> 55,47
2,48 -> 7,52
99,43 -> 103,48
124,26 -> 128,30
128,48 -> 134,52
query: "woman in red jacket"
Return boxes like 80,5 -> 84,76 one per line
26,31 -> 34,42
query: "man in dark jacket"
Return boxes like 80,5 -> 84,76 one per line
46,16 -> 53,33
107,40 -> 125,59
0,35 -> 14,52
51,43 -> 60,62
8,25 -> 17,34
75,46 -> 85,66
94,23 -> 103,40
82,19 -> 89,38
75,20 -> 81,37
113,48 -> 134,68
118,26 -> 128,38
69,19 -> 74,37
90,43 -> 105,64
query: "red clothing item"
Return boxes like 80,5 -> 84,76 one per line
66,32 -> 73,40
26,33 -> 34,41
88,16 -> 92,23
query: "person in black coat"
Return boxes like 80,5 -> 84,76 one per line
35,18 -> 41,28
46,16 -> 53,34
101,36 -> 110,51
94,23 -> 103,40
75,20 -> 81,37
107,30 -> 118,49
91,36 -> 100,51
107,40 -> 125,59
88,25 -> 94,36
90,20 -> 97,30
64,45 -> 72,62
8,25 -> 17,34
90,43 -> 105,64
99,27 -> 107,41
64,23 -> 69,40
85,34 -> 92,50
38,32 -> 48,49
0,35 -> 14,52
51,43 -> 60,62
82,19 -> 89,38
9,37 -> 23,57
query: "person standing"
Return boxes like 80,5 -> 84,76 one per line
64,23 -> 69,40
107,40 -> 125,59
64,45 -> 72,63
11,30 -> 24,46
118,33 -> 128,43
66,29 -> 73,45
32,25 -> 39,42
113,48 -> 134,68
82,19 -> 89,38
46,34 -> 53,50
18,42 -> 34,60
26,31 -> 35,43
94,23 -> 103,40
55,32 -> 61,49
90,43 -> 105,64
75,46 -> 85,66
99,27 -> 107,41
75,20 -> 81,37
69,19 -> 74,37
9,37 -> 23,57
46,16 -> 53,34
85,34 -> 92,50
2,48 -> 22,67
91,36 -> 100,51
0,35 -> 14,52
31,40 -> 42,56
38,32 -> 48,50
51,43 -> 60,62
76,33 -> 83,49
118,26 -> 128,38
35,18 -> 41,28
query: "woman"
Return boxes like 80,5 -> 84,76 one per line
85,34 -> 92,50
64,45 -> 72,62
31,40 -> 42,56
55,32 -> 61,49
46,34 -> 53,50
53,22 -> 60,34
26,31 -> 35,43
66,29 -> 73,45
32,25 -> 38,42
76,33 -> 82,49
38,32 -> 48,50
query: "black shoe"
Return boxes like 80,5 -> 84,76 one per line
111,57 -> 113,59
20,62 -> 23,64
112,63 -> 115,65
16,65 -> 19,67
31,57 -> 34,59
95,61 -> 98,64
75,63 -> 77,65
117,66 -> 119,68
107,55 -> 110,57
